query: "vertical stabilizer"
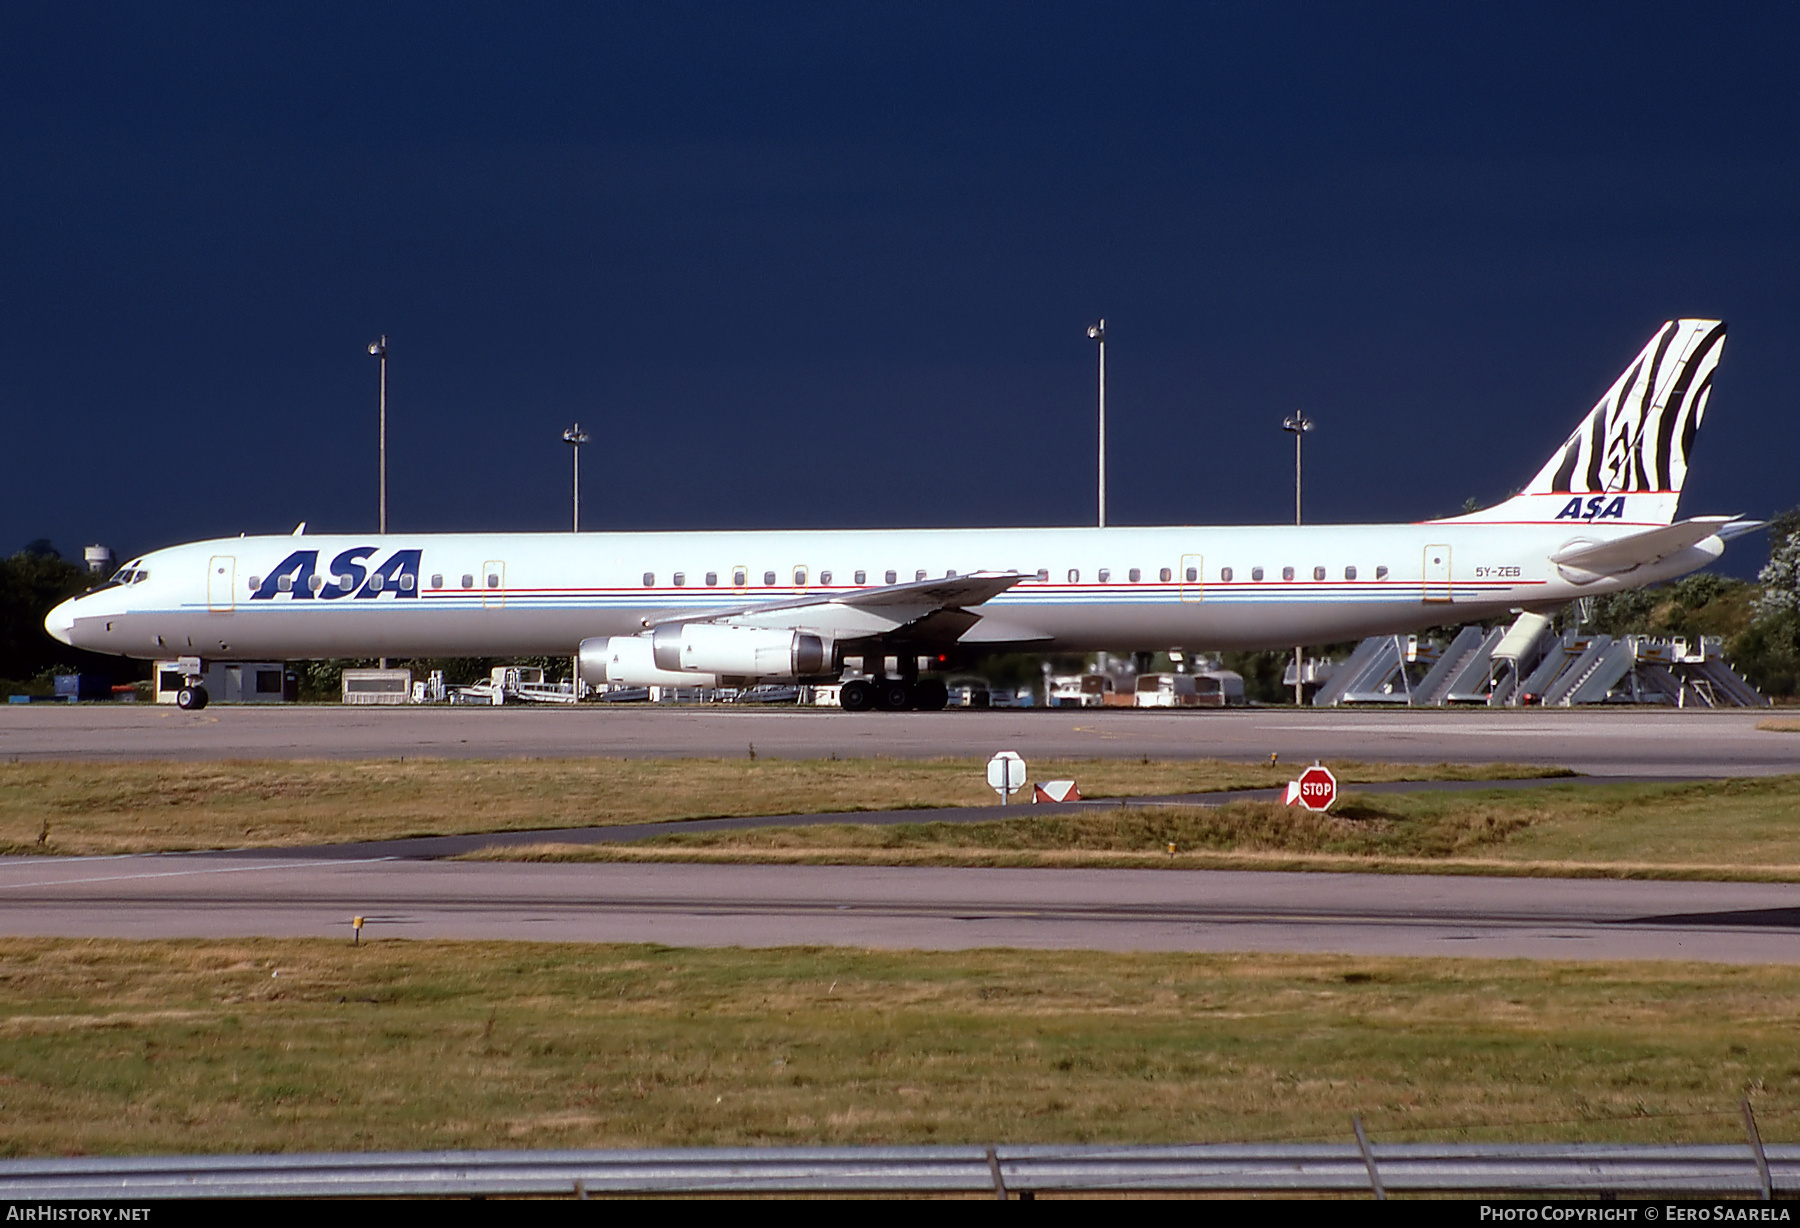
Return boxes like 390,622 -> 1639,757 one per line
1437,319 -> 1726,526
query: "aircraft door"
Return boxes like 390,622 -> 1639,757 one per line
1423,545 -> 1452,603
482,560 -> 506,609
1180,554 -> 1204,603
208,556 -> 236,612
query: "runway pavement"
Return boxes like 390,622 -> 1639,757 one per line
2,853 -> 1795,963
2,704 -> 1796,776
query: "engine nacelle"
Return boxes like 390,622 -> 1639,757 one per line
651,623 -> 829,679
578,636 -> 718,688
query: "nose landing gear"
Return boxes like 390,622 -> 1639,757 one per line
175,685 -> 210,711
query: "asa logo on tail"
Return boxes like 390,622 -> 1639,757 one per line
250,549 -> 422,600
1555,496 -> 1627,521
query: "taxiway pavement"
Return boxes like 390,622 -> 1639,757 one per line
2,705 -> 1795,777
2,854 -> 1794,963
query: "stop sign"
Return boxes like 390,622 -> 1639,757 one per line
1289,764 -> 1337,811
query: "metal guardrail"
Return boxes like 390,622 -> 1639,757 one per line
0,1142 -> 1794,1199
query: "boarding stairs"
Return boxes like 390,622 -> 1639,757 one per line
1411,625 -> 1507,706
1312,623 -> 1767,709
1310,635 -> 1437,706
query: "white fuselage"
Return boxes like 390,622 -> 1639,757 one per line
49,518 -> 1721,664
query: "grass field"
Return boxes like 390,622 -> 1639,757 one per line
0,757 -> 1561,855
474,776 -> 1800,881
0,939 -> 1795,1157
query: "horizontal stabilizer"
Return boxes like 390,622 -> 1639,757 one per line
1551,517 -> 1735,581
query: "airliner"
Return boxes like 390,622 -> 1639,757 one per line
48,319 -> 1756,711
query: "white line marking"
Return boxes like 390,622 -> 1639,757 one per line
0,857 -> 396,890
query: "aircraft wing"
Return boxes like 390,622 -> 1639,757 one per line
640,571 -> 1041,641
1551,516 -> 1739,582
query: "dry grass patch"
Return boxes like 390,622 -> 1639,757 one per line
0,939 -> 1796,1156
1757,719 -> 1800,733
0,757 -> 1563,855
469,776 -> 1800,881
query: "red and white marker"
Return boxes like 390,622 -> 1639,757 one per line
1033,780 -> 1081,803
1283,763 -> 1337,811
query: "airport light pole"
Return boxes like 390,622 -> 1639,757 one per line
368,336 -> 388,535
562,423 -> 589,532
1282,411 -> 1314,706
1088,319 -> 1106,528
368,336 -> 389,670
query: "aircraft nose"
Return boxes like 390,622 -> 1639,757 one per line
45,597 -> 78,646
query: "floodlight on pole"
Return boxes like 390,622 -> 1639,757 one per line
562,423 -> 590,532
367,336 -> 388,535
1088,319 -> 1106,528
1281,410 -> 1315,705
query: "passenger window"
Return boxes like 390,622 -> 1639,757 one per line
367,573 -> 384,592
945,569 -> 956,578
312,575 -> 327,592
763,571 -> 777,586
461,574 -> 474,589
484,573 -> 498,589
1251,567 -> 1264,582
705,572 -> 718,587
643,573 -> 655,587
1218,567 -> 1231,582
1128,568 -> 1141,583
673,573 -> 686,587
1376,565 -> 1389,580
1068,569 -> 1079,583
885,570 -> 897,584
793,567 -> 807,586
1345,566 -> 1357,581
1282,566 -> 1295,581
277,575 -> 293,592
1037,569 -> 1049,581
399,574 -> 415,591
430,574 -> 443,589
820,571 -> 832,585
1313,566 -> 1326,581
1098,569 -> 1111,582
1160,568 -> 1172,583
1183,567 -> 1195,582
854,570 -> 867,585
915,570 -> 927,581
340,575 -> 355,592
734,568 -> 747,587
248,576 -> 262,591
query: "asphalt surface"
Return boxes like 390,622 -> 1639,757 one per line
2,704 -> 1796,776
1,854 -> 1795,962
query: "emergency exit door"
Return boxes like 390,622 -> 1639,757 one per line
1423,545 -> 1452,603
207,556 -> 236,612
1179,554 -> 1204,602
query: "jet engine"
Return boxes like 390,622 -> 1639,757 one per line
578,636 -> 717,687
578,625 -> 831,687
652,623 -> 829,678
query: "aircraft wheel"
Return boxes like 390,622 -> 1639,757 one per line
839,679 -> 875,712
874,680 -> 913,711
911,679 -> 948,711
176,685 -> 209,711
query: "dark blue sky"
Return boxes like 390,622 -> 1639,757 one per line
4,3 -> 1796,576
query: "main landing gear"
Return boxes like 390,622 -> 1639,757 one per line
839,677 -> 949,712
